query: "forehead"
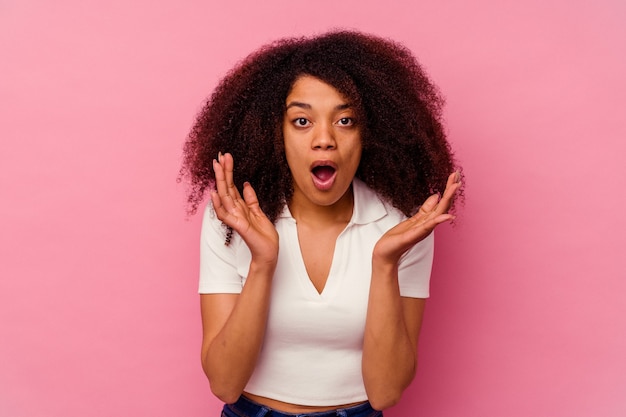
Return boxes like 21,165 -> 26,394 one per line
286,75 -> 350,105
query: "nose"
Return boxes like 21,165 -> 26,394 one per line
312,123 -> 336,150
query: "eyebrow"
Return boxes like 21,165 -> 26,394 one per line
285,101 -> 351,111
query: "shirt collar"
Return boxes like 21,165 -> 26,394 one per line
351,177 -> 388,224
278,177 -> 388,225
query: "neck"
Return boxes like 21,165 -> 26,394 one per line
288,187 -> 354,227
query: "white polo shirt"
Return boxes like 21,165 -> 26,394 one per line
199,178 -> 434,406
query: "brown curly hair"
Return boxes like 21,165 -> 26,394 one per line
180,30 -> 462,222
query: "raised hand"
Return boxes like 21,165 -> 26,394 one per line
211,152 -> 279,265
373,171 -> 461,266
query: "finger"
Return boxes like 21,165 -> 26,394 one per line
419,213 -> 455,234
211,191 -> 247,233
393,211 -> 454,252
444,171 -> 461,197
222,153 -> 243,202
213,154 -> 245,214
224,153 -> 252,217
213,158 -> 236,213
213,156 -> 228,195
210,190 -> 231,222
417,193 -> 440,216
242,182 -> 263,214
433,172 -> 461,216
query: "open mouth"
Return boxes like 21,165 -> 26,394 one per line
312,165 -> 336,181
310,162 -> 337,191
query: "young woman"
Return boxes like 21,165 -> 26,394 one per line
180,30 -> 463,417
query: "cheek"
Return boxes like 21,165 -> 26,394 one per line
282,142 -> 302,175
352,150 -> 363,172
349,138 -> 363,165
281,130 -> 295,162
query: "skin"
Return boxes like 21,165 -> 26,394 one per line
200,76 -> 461,412
282,76 -> 362,292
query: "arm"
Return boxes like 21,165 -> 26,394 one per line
200,153 -> 278,403
362,265 -> 425,410
200,265 -> 274,403
362,172 -> 461,410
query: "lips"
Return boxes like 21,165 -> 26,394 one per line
310,160 -> 337,191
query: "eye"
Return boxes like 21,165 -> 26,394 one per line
293,117 -> 311,128
337,117 -> 354,127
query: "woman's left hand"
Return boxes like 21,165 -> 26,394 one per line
373,171 -> 461,266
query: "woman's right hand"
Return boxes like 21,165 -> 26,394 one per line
211,152 -> 279,266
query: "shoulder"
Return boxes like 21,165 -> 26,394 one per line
352,178 -> 407,227
200,203 -> 246,247
353,179 -> 434,257
199,204 -> 250,294
200,203 -> 248,260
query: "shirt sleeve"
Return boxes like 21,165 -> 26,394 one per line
198,204 -> 244,294
397,232 -> 434,298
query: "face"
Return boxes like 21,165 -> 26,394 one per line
283,75 -> 362,213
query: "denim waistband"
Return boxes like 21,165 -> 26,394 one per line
223,395 -> 382,417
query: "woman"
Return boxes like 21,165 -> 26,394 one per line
180,30 -> 462,416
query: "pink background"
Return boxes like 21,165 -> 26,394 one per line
1,0 -> 625,416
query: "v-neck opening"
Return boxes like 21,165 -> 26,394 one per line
287,218 -> 351,299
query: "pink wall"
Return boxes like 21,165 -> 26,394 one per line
1,1 -> 624,416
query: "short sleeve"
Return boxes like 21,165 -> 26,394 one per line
397,232 -> 434,298
198,204 -> 244,294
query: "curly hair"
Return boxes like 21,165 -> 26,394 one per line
180,30 -> 462,223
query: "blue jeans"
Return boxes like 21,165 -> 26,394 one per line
221,395 -> 383,417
